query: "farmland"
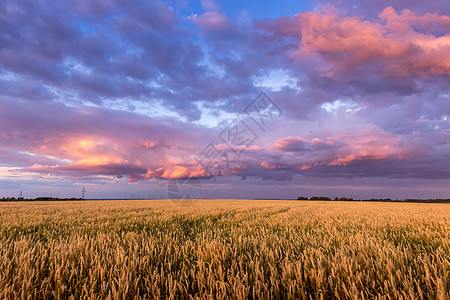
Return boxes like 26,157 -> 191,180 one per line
0,199 -> 449,299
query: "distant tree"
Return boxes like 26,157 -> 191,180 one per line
337,197 -> 354,201
297,197 -> 308,200
310,196 -> 331,201
334,197 -> 338,201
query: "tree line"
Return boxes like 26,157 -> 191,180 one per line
1,197 -> 83,202
297,196 -> 450,203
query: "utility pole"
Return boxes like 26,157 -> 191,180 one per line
19,190 -> 23,199
82,187 -> 86,200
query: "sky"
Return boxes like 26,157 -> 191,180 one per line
0,0 -> 449,200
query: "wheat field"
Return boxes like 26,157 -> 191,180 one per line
0,199 -> 449,299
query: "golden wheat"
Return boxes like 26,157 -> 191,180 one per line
0,200 -> 448,299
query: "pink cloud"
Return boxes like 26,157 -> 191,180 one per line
0,99 -> 218,182
200,0 -> 221,12
25,133 -> 216,182
268,127 -> 422,170
190,11 -> 234,33
282,7 -> 450,78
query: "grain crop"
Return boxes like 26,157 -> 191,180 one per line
0,199 -> 449,299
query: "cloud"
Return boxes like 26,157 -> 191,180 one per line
0,0 -> 250,121
200,0 -> 221,12
266,127 -> 414,169
257,6 -> 450,95
0,98 -> 217,182
191,11 -> 233,32
312,0 -> 450,18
